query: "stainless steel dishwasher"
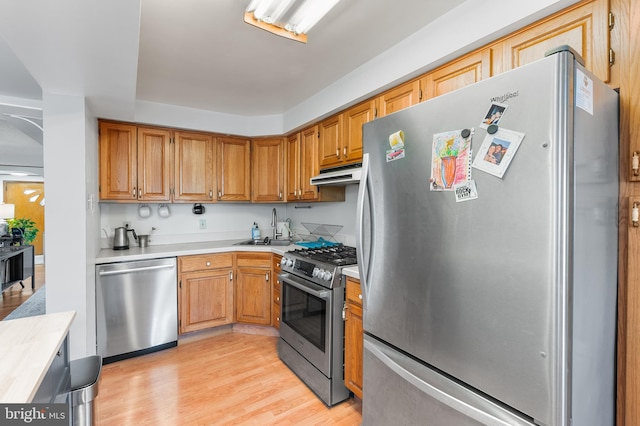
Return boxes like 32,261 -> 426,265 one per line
96,257 -> 177,364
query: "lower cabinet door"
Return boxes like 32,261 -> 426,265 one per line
180,269 -> 233,333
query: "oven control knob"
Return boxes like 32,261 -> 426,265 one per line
322,271 -> 333,281
312,267 -> 320,277
286,258 -> 294,267
280,257 -> 287,267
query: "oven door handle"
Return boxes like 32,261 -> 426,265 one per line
280,273 -> 332,299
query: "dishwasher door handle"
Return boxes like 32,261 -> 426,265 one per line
98,264 -> 175,276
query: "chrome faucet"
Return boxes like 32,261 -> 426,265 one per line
271,208 -> 282,239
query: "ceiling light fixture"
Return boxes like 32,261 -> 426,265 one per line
244,0 -> 341,43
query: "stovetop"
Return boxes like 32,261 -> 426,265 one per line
288,245 -> 357,267
280,244 -> 357,288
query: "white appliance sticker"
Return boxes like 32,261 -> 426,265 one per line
576,69 -> 594,115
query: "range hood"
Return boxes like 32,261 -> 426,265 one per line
310,163 -> 362,186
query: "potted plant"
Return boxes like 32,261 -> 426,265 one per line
7,217 -> 39,245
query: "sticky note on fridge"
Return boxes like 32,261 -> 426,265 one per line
389,130 -> 405,149
453,180 -> 478,202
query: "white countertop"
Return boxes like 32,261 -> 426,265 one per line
342,266 -> 360,280
96,239 -> 361,280
0,311 -> 76,403
96,239 -> 297,264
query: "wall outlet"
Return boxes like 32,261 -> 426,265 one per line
199,219 -> 206,230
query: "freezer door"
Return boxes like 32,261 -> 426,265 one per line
363,335 -> 535,426
359,50 -> 616,425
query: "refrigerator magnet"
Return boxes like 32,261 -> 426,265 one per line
389,130 -> 405,149
480,102 -> 508,129
386,148 -> 405,162
453,180 -> 478,202
472,128 -> 525,178
430,129 -> 473,191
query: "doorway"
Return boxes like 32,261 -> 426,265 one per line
3,181 -> 45,256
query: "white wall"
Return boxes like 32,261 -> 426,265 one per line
99,187 -> 358,247
43,93 -> 97,360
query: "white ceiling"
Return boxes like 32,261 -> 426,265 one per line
0,0 -> 578,176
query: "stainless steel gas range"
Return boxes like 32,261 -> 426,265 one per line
277,244 -> 357,406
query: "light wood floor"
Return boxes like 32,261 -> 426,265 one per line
96,330 -> 363,425
0,264 -> 45,320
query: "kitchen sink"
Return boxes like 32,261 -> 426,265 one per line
233,238 -> 294,246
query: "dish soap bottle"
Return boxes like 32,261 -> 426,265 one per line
251,222 -> 261,240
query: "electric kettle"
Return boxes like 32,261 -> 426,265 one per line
113,226 -> 137,250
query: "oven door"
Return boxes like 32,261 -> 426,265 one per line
279,272 -> 333,377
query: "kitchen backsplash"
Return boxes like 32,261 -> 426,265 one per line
99,185 -> 358,248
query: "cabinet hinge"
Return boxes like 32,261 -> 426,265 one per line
609,48 -> 616,67
608,12 -> 615,30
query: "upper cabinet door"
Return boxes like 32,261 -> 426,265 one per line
286,133 -> 301,202
252,137 -> 285,203
343,100 -> 376,164
299,125 -> 320,201
217,136 -> 251,202
137,127 -> 172,202
421,49 -> 493,100
174,131 -> 216,202
501,0 -> 610,83
318,114 -> 343,169
99,121 -> 138,201
376,79 -> 421,118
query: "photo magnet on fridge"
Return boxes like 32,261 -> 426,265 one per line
480,102 -> 508,129
472,128 -> 525,178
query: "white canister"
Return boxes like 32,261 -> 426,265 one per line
276,221 -> 290,239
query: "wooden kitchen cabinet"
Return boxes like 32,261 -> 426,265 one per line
272,254 -> 282,328
344,276 -> 363,399
235,253 -> 272,325
500,0 -> 610,83
318,113 -> 344,168
342,99 -> 376,164
252,137 -> 286,202
286,126 -> 345,202
174,130 -> 216,202
420,49 -> 493,100
99,121 -> 172,202
375,79 -> 421,118
217,136 -> 251,202
178,253 -> 234,334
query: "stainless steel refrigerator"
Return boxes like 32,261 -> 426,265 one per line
356,47 -> 618,426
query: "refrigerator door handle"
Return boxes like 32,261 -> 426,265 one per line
356,153 -> 371,305
364,337 -> 535,426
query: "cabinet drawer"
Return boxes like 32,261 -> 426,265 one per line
273,279 -> 281,304
236,252 -> 271,268
179,253 -> 233,272
345,277 -> 363,306
272,304 -> 281,328
272,254 -> 283,272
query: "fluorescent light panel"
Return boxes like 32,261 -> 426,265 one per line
245,0 -> 341,42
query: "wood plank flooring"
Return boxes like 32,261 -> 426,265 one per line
96,331 -> 362,425
0,264 -> 45,320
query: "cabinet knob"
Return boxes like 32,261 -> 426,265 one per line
138,188 -> 142,198
218,191 -> 222,199
209,190 -> 213,199
359,294 -> 363,300
266,272 -> 269,281
276,296 -> 280,301
279,192 -> 282,200
206,261 -> 211,266
132,187 -> 137,198
344,147 -> 347,156
633,152 -> 639,176
336,148 -> 339,157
